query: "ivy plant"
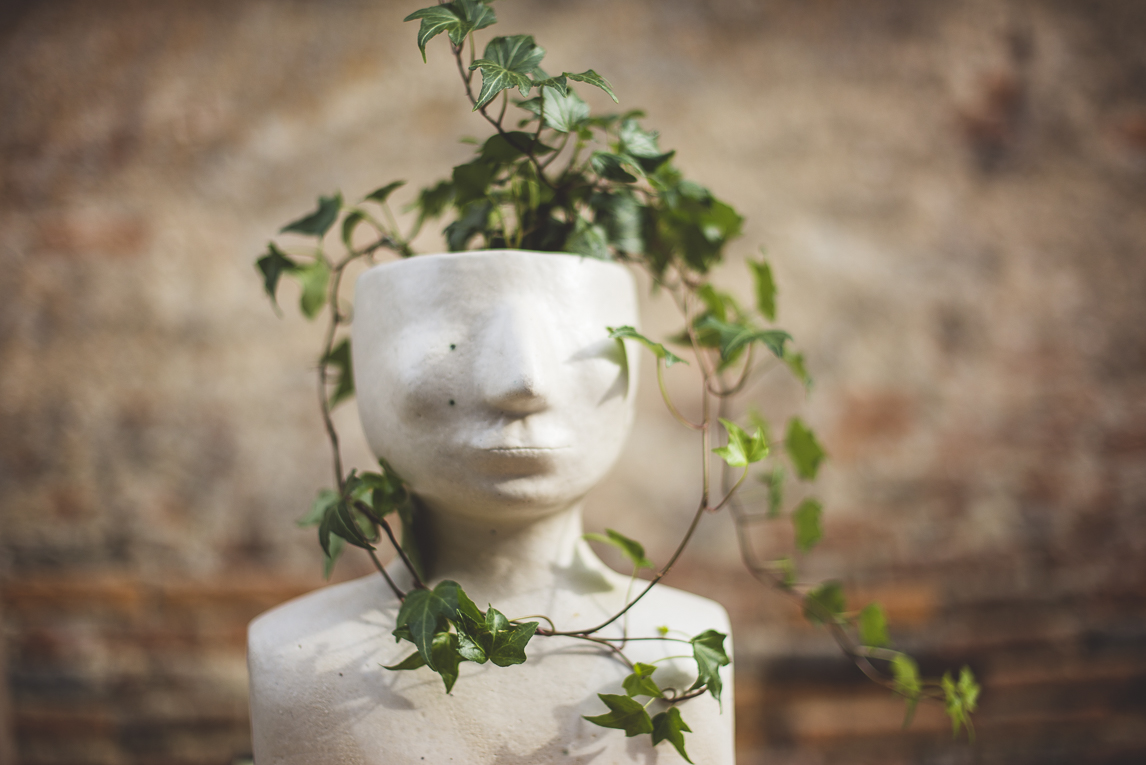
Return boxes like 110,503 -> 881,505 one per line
256,0 -> 979,758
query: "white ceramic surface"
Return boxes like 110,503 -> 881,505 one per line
248,251 -> 735,764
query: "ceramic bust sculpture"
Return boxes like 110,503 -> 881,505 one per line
248,250 -> 735,764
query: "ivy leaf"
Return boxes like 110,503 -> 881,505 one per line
564,216 -> 610,261
479,131 -> 554,163
293,259 -> 330,319
327,500 -> 375,551
784,348 -> 813,390
395,491 -> 426,581
785,418 -> 826,481
485,608 -> 539,667
256,242 -> 297,311
322,534 -> 345,580
394,581 -> 467,669
324,338 -> 355,408
651,707 -> 694,764
408,180 -> 454,231
531,74 -> 568,97
803,581 -> 846,625
383,651 -> 426,671
469,35 -> 546,109
607,325 -> 687,367
942,666 -> 979,739
582,528 -> 655,571
713,418 -> 768,468
859,602 -> 890,648
792,497 -> 823,553
340,210 -> 367,250
590,151 -> 638,183
298,488 -> 339,528
590,191 -> 643,254
452,160 -> 496,207
693,315 -> 791,362
891,653 -> 922,727
618,119 -> 663,158
771,556 -> 797,587
280,193 -> 342,238
431,631 -> 463,693
404,0 -> 496,62
566,69 -> 618,102
445,200 -> 493,251
622,663 -> 663,699
364,180 -> 406,205
518,87 -> 590,133
582,694 -> 654,737
761,463 -> 784,518
748,258 -> 777,321
689,629 -> 731,709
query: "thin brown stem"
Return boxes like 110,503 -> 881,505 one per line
354,500 -> 428,591
366,546 -> 406,601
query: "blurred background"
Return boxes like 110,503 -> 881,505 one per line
2,0 -> 1145,763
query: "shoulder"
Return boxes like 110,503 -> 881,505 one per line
248,574 -> 401,656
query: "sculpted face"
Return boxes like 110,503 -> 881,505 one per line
352,251 -> 639,520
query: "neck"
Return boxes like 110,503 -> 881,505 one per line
417,500 -> 614,612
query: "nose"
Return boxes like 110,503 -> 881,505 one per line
475,302 -> 555,415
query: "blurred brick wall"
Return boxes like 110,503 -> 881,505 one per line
1,1 -> 1144,763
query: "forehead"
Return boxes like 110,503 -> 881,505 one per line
354,252 -> 638,343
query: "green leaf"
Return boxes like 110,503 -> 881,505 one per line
531,74 -> 568,96
327,500 -> 374,551
478,131 -> 554,163
298,488 -> 339,527
622,663 -> 663,699
748,258 -> 777,321
784,348 -> 813,390
340,210 -> 367,250
409,180 -> 454,225
281,193 -> 342,238
607,325 -> 687,367
771,556 -> 797,587
444,200 -> 493,251
294,259 -> 330,319
792,498 -> 823,553
859,602 -> 890,648
582,694 -> 653,737
565,69 -> 618,102
394,581 -> 467,669
452,160 -> 496,207
689,629 -> 731,709
469,35 -> 546,109
590,151 -> 638,183
364,180 -> 406,205
582,528 -> 655,571
486,608 -> 538,667
762,463 -> 784,518
590,191 -> 643,254
324,338 -> 355,408
941,667 -> 979,740
891,653 -> 922,728
786,418 -> 826,480
518,87 -> 590,133
395,491 -> 426,582
383,651 -> 426,671
712,418 -> 768,468
803,581 -> 846,625
455,629 -> 487,664
322,534 -> 345,580
256,242 -> 297,310
651,707 -> 693,764
564,216 -> 610,261
431,631 -> 463,693
618,119 -> 663,158
404,0 -> 496,62
693,315 -> 791,362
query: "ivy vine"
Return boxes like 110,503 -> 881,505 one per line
256,1 -> 980,758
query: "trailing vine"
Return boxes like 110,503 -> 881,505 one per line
256,1 -> 980,758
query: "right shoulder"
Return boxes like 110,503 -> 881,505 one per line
248,574 -> 402,656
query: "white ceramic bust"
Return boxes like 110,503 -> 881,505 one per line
248,250 -> 735,764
